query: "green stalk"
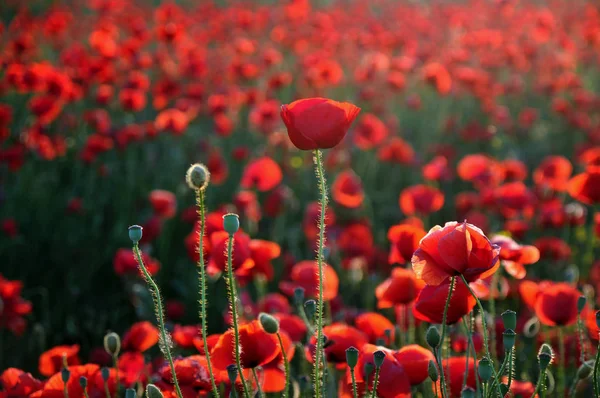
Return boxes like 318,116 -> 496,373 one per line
83,387 -> 90,398
594,340 -> 600,398
558,327 -> 566,397
252,368 -> 264,398
63,384 -> 69,398
577,314 -> 586,363
277,332 -> 290,398
349,367 -> 358,398
225,235 -> 251,398
195,189 -> 219,397
436,276 -> 456,398
112,356 -> 119,398
461,317 -> 471,392
133,244 -> 183,398
488,272 -> 499,364
371,366 -> 381,398
312,149 -> 328,397
103,380 -> 110,398
531,369 -> 545,398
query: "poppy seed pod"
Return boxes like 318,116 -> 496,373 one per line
428,360 -> 438,382
346,346 -> 359,368
258,312 -> 279,334
294,287 -> 305,306
373,350 -> 386,368
503,329 -> 516,350
103,332 -> 121,356
128,225 -> 143,243
363,362 -> 374,379
304,299 -> 316,320
461,387 -> 475,398
577,296 -> 586,314
426,325 -> 441,348
538,344 -> 554,370
146,384 -> 164,398
79,376 -> 87,389
61,368 -> 70,384
222,213 -> 240,235
101,367 -> 110,382
501,310 -> 517,331
227,364 -> 238,384
478,357 -> 493,381
125,388 -> 136,398
186,163 -> 210,190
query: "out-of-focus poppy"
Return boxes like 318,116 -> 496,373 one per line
173,325 -> 199,349
399,184 -> 444,216
149,189 -> 177,219
280,98 -> 360,150
413,278 -> 477,324
158,355 -> 218,392
207,150 -> 228,185
0,274 -> 32,336
502,159 -> 528,181
39,345 -> 81,377
533,156 -> 572,191
412,221 -> 500,285
375,268 -> 424,308
113,248 -> 160,276
502,377 -> 536,397
387,224 -> 426,265
393,345 -> 435,386
568,167 -> 600,204
534,282 -> 580,326
279,260 -> 339,301
533,237 -> 571,261
118,352 -> 149,386
438,356 -> 477,398
331,170 -> 364,208
238,239 -> 281,282
457,154 -> 504,188
1,368 -> 43,397
207,231 -> 254,274
122,321 -> 159,352
40,364 -> 101,398
491,235 -> 540,279
257,293 -> 290,314
377,137 -> 415,165
423,62 -> 452,95
337,223 -> 374,261
494,182 -> 536,218
423,156 -> 452,181
353,113 -> 388,150
192,334 -> 221,355
241,157 -> 283,192
306,323 -> 368,368
354,312 -> 395,345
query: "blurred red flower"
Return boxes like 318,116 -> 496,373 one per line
399,184 -> 444,216
375,268 -> 424,308
534,282 -> 580,326
387,224 -> 426,265
331,170 -> 364,208
279,260 -> 339,301
39,345 -> 81,377
149,189 -> 177,219
122,321 -> 159,352
393,344 -> 434,386
241,156 -> 283,192
113,248 -> 160,276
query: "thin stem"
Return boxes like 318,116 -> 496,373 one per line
488,272 -> 499,364
252,368 -> 264,398
133,244 -> 183,398
103,380 -> 110,398
371,367 -> 381,398
349,367 -> 358,398
461,318 -> 471,392
507,346 -> 514,391
195,189 -> 219,397
83,387 -> 90,398
558,327 -> 566,397
112,356 -> 119,398
486,350 -> 510,398
312,149 -> 328,397
63,383 -> 69,398
577,314 -> 586,363
277,332 -> 290,398
436,276 -> 456,398
568,379 -> 579,398
531,370 -> 545,398
594,337 -> 600,398
225,235 -> 251,398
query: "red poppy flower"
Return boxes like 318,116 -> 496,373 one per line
192,334 -> 221,355
40,364 -> 101,398
262,331 -> 296,393
412,221 -> 500,285
533,156 -> 572,191
39,345 -> 81,377
331,170 -> 364,208
273,313 -> 308,342
353,113 -> 388,150
113,248 -> 160,276
1,368 -> 43,397
337,223 -> 374,260
423,156 -> 452,181
207,231 -> 254,274
155,109 -> 190,135
279,260 -> 339,301
377,137 -> 415,165
399,184 -> 444,216
534,282 -> 580,326
119,352 -> 149,386
173,325 -> 199,349
533,237 -> 571,261
491,235 -> 540,279
376,268 -> 424,308
502,159 -> 528,181
241,157 -> 283,192
502,378 -> 536,397
346,344 -> 411,398
237,239 -> 280,282
494,182 -> 536,218
211,320 -> 279,370
387,224 -> 426,265
438,357 -> 477,398
257,293 -> 291,314
306,323 -> 368,368
122,321 -> 159,352
457,154 -> 504,188
413,278 -> 477,324
149,189 -> 177,219
568,166 -> 600,204
159,355 -> 219,391
355,312 -> 395,345
393,345 -> 435,386
0,274 -> 32,336
280,97 -> 360,150
423,62 -> 452,95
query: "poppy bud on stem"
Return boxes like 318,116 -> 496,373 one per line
346,347 -> 359,398
146,384 -> 164,398
130,228 -> 183,398
61,367 -> 70,398
79,376 -> 90,398
371,351 -> 385,398
103,332 -> 121,398
101,367 -> 110,398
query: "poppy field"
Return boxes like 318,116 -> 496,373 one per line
3,0 -> 600,397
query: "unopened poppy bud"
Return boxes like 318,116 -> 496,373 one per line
375,338 -> 385,346
503,329 -> 516,350
478,357 -> 493,381
101,367 -> 110,381
578,296 -> 586,314
222,213 -> 240,235
186,163 -> 210,191
384,329 -> 392,342
428,360 -> 438,382
125,388 -> 136,398
128,225 -> 143,243
259,312 -> 279,334
501,310 -> 517,331
304,300 -> 316,320
538,343 -> 554,370
461,387 -> 475,398
363,362 -> 374,379
577,361 -> 593,379
103,332 -> 121,356
346,346 -> 359,368
79,376 -> 87,389
294,287 -> 305,306
426,325 -> 441,349
227,364 -> 238,384
373,350 -> 386,368
61,368 -> 70,384
146,384 -> 164,398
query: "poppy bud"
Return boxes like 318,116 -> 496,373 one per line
428,360 -> 438,382
501,310 -> 517,331
538,344 -> 554,370
577,361 -> 593,379
384,329 -> 392,342
125,388 -> 136,398
426,325 -> 441,349
79,376 -> 87,389
227,364 -> 238,384
478,357 -> 493,381
304,300 -> 316,320
103,332 -> 121,356
364,362 -> 374,379
186,163 -> 210,191
346,346 -> 359,368
222,213 -> 240,235
375,338 -> 385,346
503,329 -> 516,350
101,367 -> 110,382
259,312 -> 279,334
373,350 -> 386,368
294,287 -> 305,306
461,387 -> 475,398
61,368 -> 70,384
578,296 -> 586,314
128,225 -> 143,243
146,384 -> 164,398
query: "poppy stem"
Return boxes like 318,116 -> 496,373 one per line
530,369 -> 545,398
112,355 -> 120,398
459,274 -> 503,397
436,276 -> 456,398
461,317 -> 472,391
312,149 -> 328,397
594,335 -> 600,398
558,327 -> 566,397
488,272 -> 499,364
195,188 -> 219,397
276,332 -> 290,398
371,366 -> 381,398
349,366 -> 358,398
132,244 -> 183,398
225,234 -> 251,398
577,312 -> 586,363
103,378 -> 110,398
252,368 -> 264,398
